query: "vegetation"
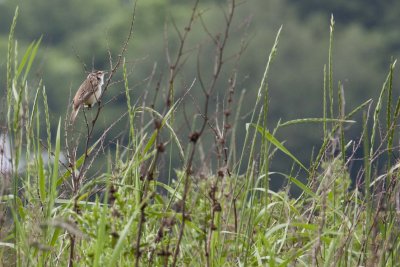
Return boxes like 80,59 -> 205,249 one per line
1,1 -> 400,266
0,0 -> 396,174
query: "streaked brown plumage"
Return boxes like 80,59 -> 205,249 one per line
70,70 -> 106,123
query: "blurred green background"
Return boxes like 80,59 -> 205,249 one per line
1,0 -> 399,185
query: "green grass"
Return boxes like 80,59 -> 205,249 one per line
2,5 -> 400,267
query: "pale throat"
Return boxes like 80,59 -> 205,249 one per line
95,75 -> 105,99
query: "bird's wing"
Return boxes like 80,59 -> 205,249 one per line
74,78 -> 98,107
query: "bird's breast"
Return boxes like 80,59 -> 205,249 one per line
84,85 -> 102,106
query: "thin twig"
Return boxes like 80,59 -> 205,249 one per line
171,1 -> 236,265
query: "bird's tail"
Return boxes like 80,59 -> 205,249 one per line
70,105 -> 80,124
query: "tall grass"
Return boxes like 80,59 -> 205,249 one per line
2,3 -> 400,267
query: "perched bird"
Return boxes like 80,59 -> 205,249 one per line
70,70 -> 107,123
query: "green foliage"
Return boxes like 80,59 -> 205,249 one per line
290,0 -> 399,29
2,1 -> 400,267
0,0 -> 395,173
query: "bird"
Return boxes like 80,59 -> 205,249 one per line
70,70 -> 107,123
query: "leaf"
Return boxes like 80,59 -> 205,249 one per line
48,119 -> 61,217
278,118 -> 355,128
23,36 -> 42,82
38,144 -> 46,202
15,41 -> 34,81
250,124 -> 308,172
288,176 -> 316,198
